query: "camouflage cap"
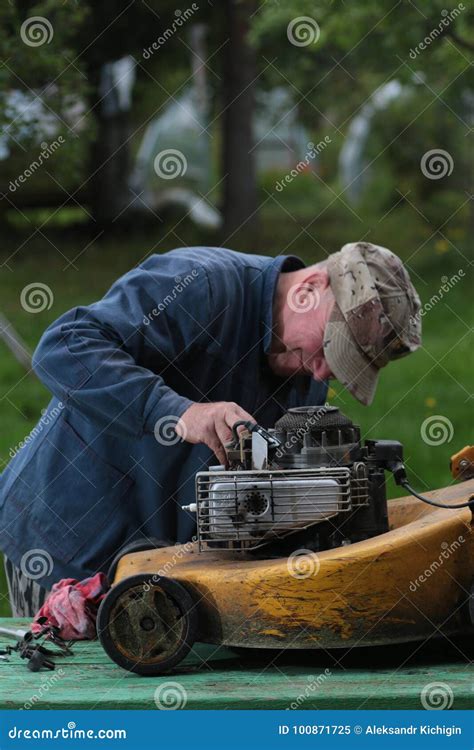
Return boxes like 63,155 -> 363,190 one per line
323,242 -> 422,405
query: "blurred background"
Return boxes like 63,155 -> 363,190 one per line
0,1 -> 472,613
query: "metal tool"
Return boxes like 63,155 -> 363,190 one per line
0,625 -> 28,640
0,620 -> 73,671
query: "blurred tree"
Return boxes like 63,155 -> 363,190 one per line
249,0 -> 473,118
0,0 -> 90,214
1,0 -> 471,235
0,1 -> 189,226
221,0 -> 258,239
249,0 -> 473,237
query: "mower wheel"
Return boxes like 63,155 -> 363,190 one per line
97,574 -> 197,675
107,538 -> 171,583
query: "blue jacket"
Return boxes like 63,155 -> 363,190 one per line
0,247 -> 328,587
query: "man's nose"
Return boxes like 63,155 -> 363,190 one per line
312,358 -> 332,381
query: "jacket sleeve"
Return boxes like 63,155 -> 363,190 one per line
32,258 -> 210,438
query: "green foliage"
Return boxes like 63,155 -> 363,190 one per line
250,0 -> 473,243
359,88 -> 471,223
250,0 -> 473,104
0,0 -> 199,200
0,1 -> 90,137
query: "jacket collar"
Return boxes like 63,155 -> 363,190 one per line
261,254 -> 305,354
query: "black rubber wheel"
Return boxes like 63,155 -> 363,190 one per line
97,574 -> 197,675
106,538 -> 171,584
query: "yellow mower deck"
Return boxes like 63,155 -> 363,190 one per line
113,479 -> 474,650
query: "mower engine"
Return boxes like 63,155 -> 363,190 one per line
185,406 -> 405,553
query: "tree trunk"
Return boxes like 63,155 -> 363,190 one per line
221,0 -> 258,243
90,110 -> 131,228
87,58 -> 135,229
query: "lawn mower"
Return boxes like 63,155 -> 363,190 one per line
97,406 -> 474,675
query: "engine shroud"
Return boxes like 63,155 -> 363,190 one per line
194,407 -> 390,552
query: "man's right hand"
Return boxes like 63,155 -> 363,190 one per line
176,401 -> 255,466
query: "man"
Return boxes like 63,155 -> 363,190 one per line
0,241 -> 421,615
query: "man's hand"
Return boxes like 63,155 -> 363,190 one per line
176,402 -> 255,466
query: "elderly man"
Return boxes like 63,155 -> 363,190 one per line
0,242 -> 421,615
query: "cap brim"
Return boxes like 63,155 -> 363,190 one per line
323,317 -> 380,406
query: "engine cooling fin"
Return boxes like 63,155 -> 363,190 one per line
274,406 -> 353,433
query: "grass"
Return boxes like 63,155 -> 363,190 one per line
0,186 -> 472,616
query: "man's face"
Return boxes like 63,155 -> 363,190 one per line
268,278 -> 336,382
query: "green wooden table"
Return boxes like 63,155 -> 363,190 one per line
0,619 -> 471,710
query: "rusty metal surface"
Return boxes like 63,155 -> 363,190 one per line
108,581 -> 185,665
114,480 -> 474,651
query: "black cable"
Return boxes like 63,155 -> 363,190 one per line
400,480 -> 474,510
231,420 -> 255,444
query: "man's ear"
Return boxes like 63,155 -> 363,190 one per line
303,267 -> 330,290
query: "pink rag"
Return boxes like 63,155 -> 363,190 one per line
31,573 -> 109,640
